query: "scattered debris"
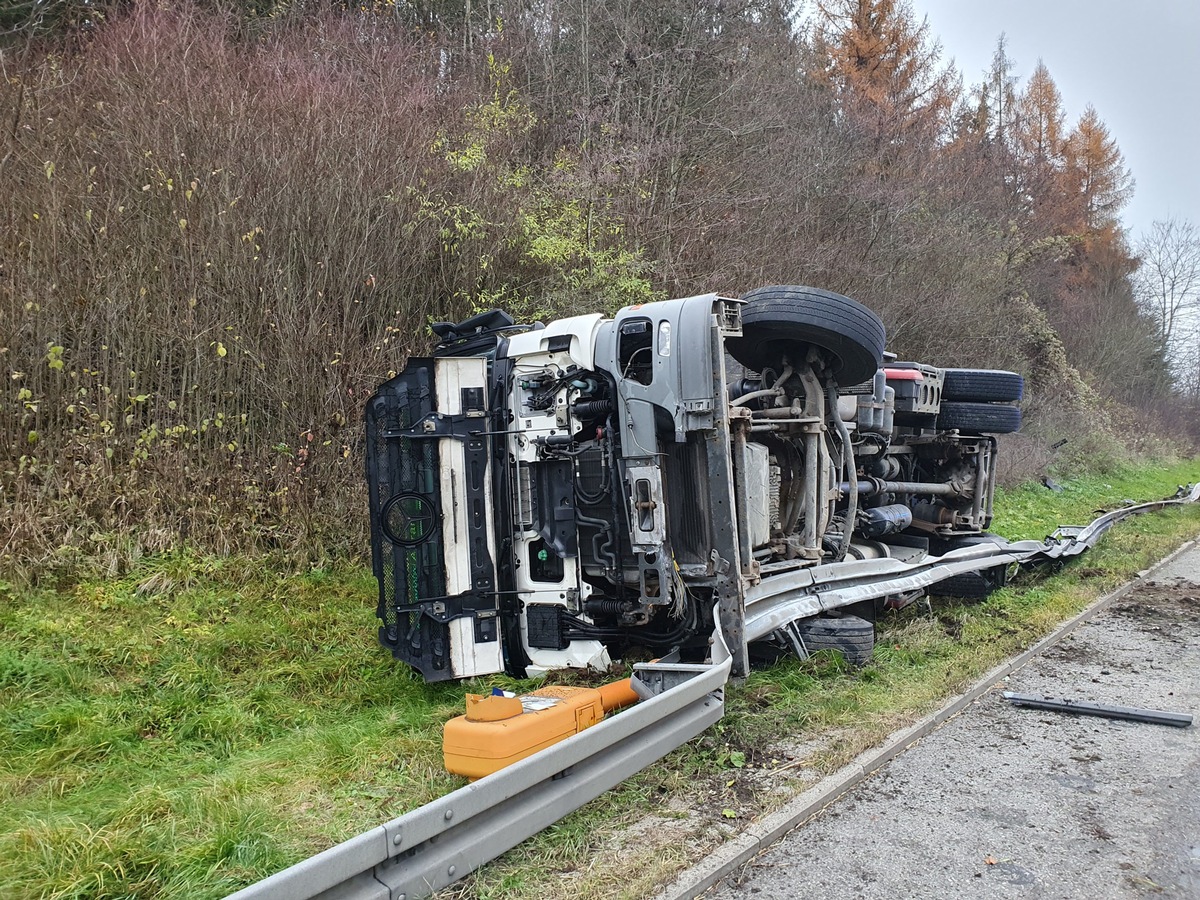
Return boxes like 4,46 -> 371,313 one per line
1001,692 -> 1193,728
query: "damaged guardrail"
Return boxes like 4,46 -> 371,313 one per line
227,616 -> 731,900
1029,482 -> 1200,561
743,483 -> 1200,643
227,485 -> 1198,900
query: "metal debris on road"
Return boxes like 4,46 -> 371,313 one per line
1001,691 -> 1193,728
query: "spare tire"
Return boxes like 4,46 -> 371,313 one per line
728,285 -> 886,386
936,401 -> 1022,434
941,368 -> 1025,403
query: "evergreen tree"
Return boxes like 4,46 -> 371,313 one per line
813,0 -> 957,154
1015,61 -> 1065,165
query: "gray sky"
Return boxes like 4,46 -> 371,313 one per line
907,0 -> 1200,242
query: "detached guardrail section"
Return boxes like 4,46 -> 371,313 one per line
229,485 -> 1198,900
1031,482 -> 1200,560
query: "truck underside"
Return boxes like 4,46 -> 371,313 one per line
366,286 -> 1023,682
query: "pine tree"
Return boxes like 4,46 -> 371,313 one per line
982,33 -> 1019,148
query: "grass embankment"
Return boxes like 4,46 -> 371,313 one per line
2,461 -> 1198,900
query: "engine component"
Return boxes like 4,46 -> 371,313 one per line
860,504 -> 914,538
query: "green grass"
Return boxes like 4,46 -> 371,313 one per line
0,557 -> 524,899
990,463 -> 1200,541
1,459 -> 1198,900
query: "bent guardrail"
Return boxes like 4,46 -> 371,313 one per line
227,614 -> 731,900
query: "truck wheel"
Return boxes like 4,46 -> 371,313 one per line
933,571 -> 997,600
936,401 -> 1021,434
941,368 -> 1025,402
795,614 -> 875,667
932,534 -> 1010,600
729,285 -> 886,387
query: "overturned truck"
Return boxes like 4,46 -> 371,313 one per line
366,286 -> 1024,682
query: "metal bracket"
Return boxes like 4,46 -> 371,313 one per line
631,662 -> 714,699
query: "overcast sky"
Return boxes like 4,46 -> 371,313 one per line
907,0 -> 1200,242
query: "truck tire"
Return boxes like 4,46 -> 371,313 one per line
933,571 -> 996,600
795,614 -> 875,667
941,368 -> 1025,403
932,533 -> 1010,600
729,285 -> 886,387
936,401 -> 1021,434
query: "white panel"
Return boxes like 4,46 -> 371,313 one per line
436,357 -> 504,678
743,442 -> 771,548
436,357 -> 489,596
448,616 -> 504,678
504,313 -> 605,368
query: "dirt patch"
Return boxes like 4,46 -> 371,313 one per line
1040,635 -> 1102,665
937,615 -> 963,639
1109,581 -> 1200,630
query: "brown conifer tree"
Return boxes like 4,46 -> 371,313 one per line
813,0 -> 957,156
1015,60 -> 1065,165
1063,105 -> 1134,232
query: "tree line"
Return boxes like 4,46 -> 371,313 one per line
1,0 -> 1194,574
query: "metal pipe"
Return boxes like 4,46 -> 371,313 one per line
731,365 -> 794,408
751,406 -> 820,420
798,367 -> 824,553
1001,692 -> 1193,728
828,382 -> 856,561
840,479 -> 959,497
730,388 -> 783,408
801,433 -> 818,549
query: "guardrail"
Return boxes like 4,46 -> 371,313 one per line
227,619 -> 731,900
1034,482 -> 1200,559
227,485 -> 1199,900
742,483 -> 1200,642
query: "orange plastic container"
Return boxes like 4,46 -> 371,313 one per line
443,679 -> 639,780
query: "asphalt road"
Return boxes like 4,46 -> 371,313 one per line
709,546 -> 1200,900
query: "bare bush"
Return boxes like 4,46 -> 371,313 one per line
1,2 -> 1188,575
2,7 -> 457,571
